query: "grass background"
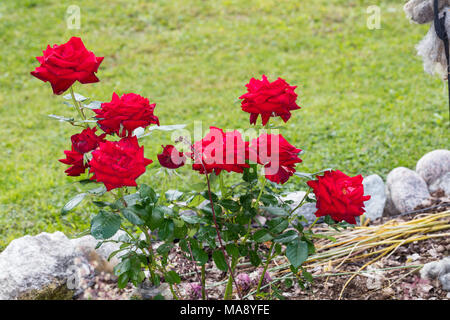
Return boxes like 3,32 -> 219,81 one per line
0,0 -> 448,249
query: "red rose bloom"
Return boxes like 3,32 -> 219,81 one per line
89,136 -> 153,191
31,37 -> 104,95
59,149 -> 87,176
191,127 -> 250,175
157,145 -> 186,169
306,170 -> 371,225
250,133 -> 302,184
59,127 -> 106,177
71,127 -> 106,154
239,75 -> 300,126
94,92 -> 159,137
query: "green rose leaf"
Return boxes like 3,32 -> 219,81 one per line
286,239 -> 308,268
261,206 -> 289,216
90,210 -> 122,240
61,193 -> 87,215
164,270 -> 181,284
268,217 -> 289,234
274,230 -> 299,243
252,229 -> 274,243
212,250 -> 228,272
121,206 -> 145,226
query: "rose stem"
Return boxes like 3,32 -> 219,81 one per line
255,242 -> 275,295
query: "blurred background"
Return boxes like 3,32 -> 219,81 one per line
0,0 -> 448,249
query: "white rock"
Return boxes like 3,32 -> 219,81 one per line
0,232 -> 78,300
385,167 -> 431,214
420,257 -> 450,291
429,172 -> 450,195
362,174 -> 386,222
416,149 -> 450,186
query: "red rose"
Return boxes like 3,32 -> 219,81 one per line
30,37 -> 104,95
157,145 -> 186,169
71,127 -> 106,154
59,127 -> 106,176
190,127 -> 250,175
89,136 -> 153,191
59,149 -> 87,177
306,170 -> 371,224
250,133 -> 302,184
239,75 -> 300,126
94,92 -> 159,137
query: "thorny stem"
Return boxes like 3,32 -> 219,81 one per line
69,86 -> 87,124
253,176 -> 267,209
308,217 -> 320,231
205,172 -> 243,299
201,264 -> 207,300
187,241 -> 208,300
288,187 -> 311,217
180,136 -> 243,299
255,242 -> 275,295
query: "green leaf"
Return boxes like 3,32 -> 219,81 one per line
212,250 -> 228,272
63,92 -> 87,101
286,239 -> 308,268
158,219 -> 174,240
48,114 -> 75,122
145,206 -> 164,230
260,194 -> 278,206
201,191 -> 218,202
139,184 -> 158,204
249,250 -> 261,267
188,194 -> 204,207
243,164 -> 258,183
219,199 -> 240,212
165,271 -> 181,284
117,273 -> 129,289
267,217 -> 289,234
261,206 -> 289,216
121,206 -> 144,225
61,193 -> 87,215
90,210 -> 122,240
192,247 -> 209,266
225,243 -> 240,258
252,229 -> 274,243
274,230 -> 299,243
165,189 -> 183,201
180,213 -> 201,224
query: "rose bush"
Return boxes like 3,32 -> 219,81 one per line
31,37 -> 371,300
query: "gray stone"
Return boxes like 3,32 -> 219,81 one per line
362,174 -> 386,222
420,257 -> 450,291
132,281 -> 173,300
0,232 -> 78,300
70,230 -> 126,270
281,191 -> 317,225
416,149 -> 450,186
385,167 -> 431,214
429,172 -> 450,195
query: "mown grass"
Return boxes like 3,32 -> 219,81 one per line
0,0 -> 448,249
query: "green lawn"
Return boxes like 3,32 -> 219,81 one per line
0,0 -> 448,249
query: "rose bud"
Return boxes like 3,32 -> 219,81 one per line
239,75 -> 300,126
157,145 -> 186,169
307,170 -> 371,224
31,37 -> 104,95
